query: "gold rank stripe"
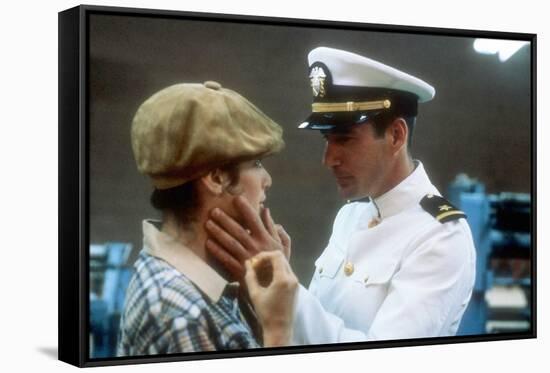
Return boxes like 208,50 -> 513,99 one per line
312,99 -> 391,113
436,210 -> 465,221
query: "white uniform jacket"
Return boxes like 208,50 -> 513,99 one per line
292,161 -> 476,344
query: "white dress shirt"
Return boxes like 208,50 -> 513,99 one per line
292,161 -> 476,344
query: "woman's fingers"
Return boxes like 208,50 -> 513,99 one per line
244,259 -> 260,296
249,251 -> 293,284
244,251 -> 298,347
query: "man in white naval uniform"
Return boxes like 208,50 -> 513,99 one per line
205,46 -> 476,344
292,160 -> 475,342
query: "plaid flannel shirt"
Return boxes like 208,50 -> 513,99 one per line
117,220 -> 260,356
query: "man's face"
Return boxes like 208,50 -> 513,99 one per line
322,123 -> 392,199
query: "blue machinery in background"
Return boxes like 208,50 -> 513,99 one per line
89,243 -> 133,358
88,175 -> 531,356
449,174 -> 532,335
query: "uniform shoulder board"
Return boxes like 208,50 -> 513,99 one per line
420,194 -> 467,223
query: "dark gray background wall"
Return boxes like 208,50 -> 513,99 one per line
88,13 -> 531,283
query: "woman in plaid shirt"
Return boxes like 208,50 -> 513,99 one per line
117,81 -> 297,355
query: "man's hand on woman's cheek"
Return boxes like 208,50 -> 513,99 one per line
205,196 -> 291,280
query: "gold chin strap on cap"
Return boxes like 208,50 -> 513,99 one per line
312,99 -> 391,113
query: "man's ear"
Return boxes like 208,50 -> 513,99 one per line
386,117 -> 408,153
199,168 -> 229,196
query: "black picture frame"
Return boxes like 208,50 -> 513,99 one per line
59,4 -> 536,368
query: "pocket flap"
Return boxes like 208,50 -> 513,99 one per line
357,260 -> 399,286
314,249 -> 344,279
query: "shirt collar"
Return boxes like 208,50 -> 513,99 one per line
142,219 -> 231,303
372,160 -> 440,220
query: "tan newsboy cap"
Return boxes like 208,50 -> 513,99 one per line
131,81 -> 285,189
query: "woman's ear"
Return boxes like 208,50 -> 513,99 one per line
199,168 -> 229,196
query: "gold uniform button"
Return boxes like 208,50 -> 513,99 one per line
344,262 -> 354,276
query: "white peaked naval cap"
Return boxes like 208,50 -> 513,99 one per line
308,47 -> 435,103
300,46 -> 435,130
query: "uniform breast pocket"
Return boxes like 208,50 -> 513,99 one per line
314,249 -> 344,280
310,249 -> 345,305
351,260 -> 398,289
334,260 -> 399,329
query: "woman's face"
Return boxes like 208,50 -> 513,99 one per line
228,159 -> 272,214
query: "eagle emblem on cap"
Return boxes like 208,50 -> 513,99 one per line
309,66 -> 327,98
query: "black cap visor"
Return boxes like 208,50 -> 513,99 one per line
298,110 -> 383,131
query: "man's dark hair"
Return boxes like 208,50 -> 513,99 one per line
150,163 -> 241,225
370,112 -> 416,155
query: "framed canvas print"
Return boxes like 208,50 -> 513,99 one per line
58,4 -> 536,367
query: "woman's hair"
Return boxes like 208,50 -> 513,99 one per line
150,163 -> 242,225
